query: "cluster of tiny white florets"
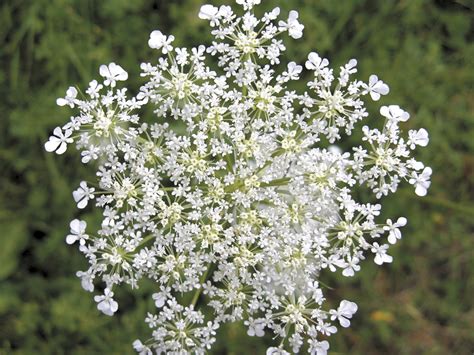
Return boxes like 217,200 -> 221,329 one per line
45,1 -> 431,354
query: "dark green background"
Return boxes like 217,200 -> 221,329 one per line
1,0 -> 473,354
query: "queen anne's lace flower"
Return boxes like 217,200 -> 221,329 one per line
45,1 -> 431,353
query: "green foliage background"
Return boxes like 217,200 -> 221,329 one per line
0,0 -> 473,354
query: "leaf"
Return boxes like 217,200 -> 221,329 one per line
0,220 -> 28,280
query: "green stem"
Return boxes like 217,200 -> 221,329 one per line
260,177 -> 291,187
191,264 -> 212,307
137,234 -> 156,248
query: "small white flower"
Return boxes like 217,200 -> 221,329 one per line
245,318 -> 265,337
152,292 -> 167,308
384,217 -> 407,244
327,145 -> 342,154
86,80 -> 103,98
133,340 -> 152,355
365,74 -> 389,101
72,181 -> 95,209
56,86 -> 78,107
330,300 -> 358,328
264,7 -> 280,22
66,219 -> 88,245
44,127 -> 73,155
266,347 -> 290,355
408,128 -> 429,149
409,166 -> 432,196
282,61 -> 302,81
279,10 -> 304,39
371,242 -> 393,265
199,4 -> 219,23
310,340 -> 330,355
305,52 -> 329,71
94,288 -> 119,316
236,0 -> 261,10
76,270 -> 94,292
342,257 -> 361,277
380,105 -> 410,122
99,62 -> 128,87
148,30 -> 175,54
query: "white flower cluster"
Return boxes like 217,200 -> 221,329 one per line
45,1 -> 431,354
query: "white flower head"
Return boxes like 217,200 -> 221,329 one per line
99,62 -> 128,87
66,219 -> 88,245
44,127 -> 73,155
45,1 -> 432,353
56,86 -> 78,107
279,10 -> 304,39
148,30 -> 175,54
72,181 -> 95,209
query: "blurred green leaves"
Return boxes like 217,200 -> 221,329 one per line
0,222 -> 27,280
0,0 -> 473,354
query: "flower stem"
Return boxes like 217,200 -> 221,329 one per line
191,264 -> 213,307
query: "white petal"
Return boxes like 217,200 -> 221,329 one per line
374,254 -> 383,265
99,64 -> 110,78
77,197 -> 89,209
289,10 -> 298,20
109,299 -> 118,312
397,217 -> 407,226
110,63 -> 127,81
199,4 -> 218,20
44,138 -> 61,152
380,106 -> 390,118
148,30 -> 164,49
369,74 -> 378,85
53,127 -> 63,138
415,184 -> 428,197
55,142 -> 67,155
66,86 -> 78,98
339,316 -> 350,328
66,234 -> 77,244
56,98 -> 68,106
342,267 -> 354,277
70,219 -> 81,233
377,83 -> 389,95
370,91 -> 381,101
